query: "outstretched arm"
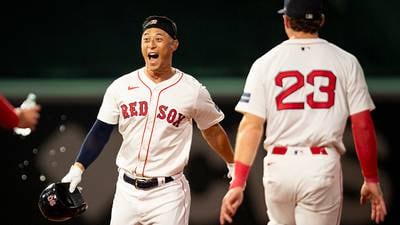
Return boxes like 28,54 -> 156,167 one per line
75,119 -> 116,169
62,119 -> 115,192
0,95 -> 19,129
351,110 -> 387,223
0,95 -> 41,130
201,123 -> 234,164
219,113 -> 264,225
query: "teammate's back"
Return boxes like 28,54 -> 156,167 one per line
245,38 -> 374,152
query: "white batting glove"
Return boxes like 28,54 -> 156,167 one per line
61,164 -> 83,193
227,163 -> 235,180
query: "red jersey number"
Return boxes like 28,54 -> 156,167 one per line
275,70 -> 336,110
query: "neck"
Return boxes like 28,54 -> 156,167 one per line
145,67 -> 175,83
288,31 -> 319,39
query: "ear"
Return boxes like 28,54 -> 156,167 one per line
171,39 -> 179,51
283,15 -> 290,29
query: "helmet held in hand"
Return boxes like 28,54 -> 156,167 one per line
38,182 -> 87,222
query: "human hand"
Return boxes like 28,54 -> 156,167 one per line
360,181 -> 387,224
219,187 -> 244,225
62,163 -> 84,193
15,105 -> 41,129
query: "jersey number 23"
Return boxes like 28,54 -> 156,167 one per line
275,70 -> 336,110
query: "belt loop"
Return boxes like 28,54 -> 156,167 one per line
310,146 -> 327,155
272,146 -> 287,154
157,177 -> 165,185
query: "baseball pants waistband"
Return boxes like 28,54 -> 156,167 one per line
271,146 -> 328,155
123,173 -> 174,190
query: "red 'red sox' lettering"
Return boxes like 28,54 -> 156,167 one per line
157,105 -> 168,119
121,102 -> 185,127
121,101 -> 147,119
157,105 -> 186,127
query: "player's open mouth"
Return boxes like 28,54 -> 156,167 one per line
148,53 -> 159,59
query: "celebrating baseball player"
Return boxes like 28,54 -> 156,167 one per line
61,15 -> 234,225
219,0 -> 387,224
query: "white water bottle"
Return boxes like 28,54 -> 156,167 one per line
14,93 -> 37,136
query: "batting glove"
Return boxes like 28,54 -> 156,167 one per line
62,164 -> 83,193
227,163 -> 235,180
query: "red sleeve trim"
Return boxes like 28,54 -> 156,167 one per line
0,95 -> 19,129
350,110 -> 379,182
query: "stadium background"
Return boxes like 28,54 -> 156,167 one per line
1,0 -> 399,224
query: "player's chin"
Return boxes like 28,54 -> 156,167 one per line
146,62 -> 160,70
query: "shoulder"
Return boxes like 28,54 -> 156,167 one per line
176,69 -> 214,100
251,43 -> 284,68
324,40 -> 359,63
176,69 -> 203,88
108,69 -> 141,89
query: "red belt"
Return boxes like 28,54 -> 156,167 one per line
272,146 -> 327,155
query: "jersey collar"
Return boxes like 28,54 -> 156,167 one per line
282,38 -> 328,45
138,67 -> 183,90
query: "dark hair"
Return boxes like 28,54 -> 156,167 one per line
287,16 -> 323,34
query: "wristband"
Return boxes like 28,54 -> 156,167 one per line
229,160 -> 251,189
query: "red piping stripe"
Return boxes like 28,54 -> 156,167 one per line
141,72 -> 184,176
134,71 -> 152,174
180,178 -> 189,225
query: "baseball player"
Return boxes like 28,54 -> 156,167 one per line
61,15 -> 234,225
0,94 -> 40,130
219,0 -> 387,225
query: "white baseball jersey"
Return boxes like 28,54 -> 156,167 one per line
235,38 -> 375,153
97,67 -> 224,177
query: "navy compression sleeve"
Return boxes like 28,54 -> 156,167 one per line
75,119 -> 116,169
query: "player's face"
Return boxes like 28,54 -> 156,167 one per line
141,28 -> 178,75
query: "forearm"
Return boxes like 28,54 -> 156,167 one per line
230,113 -> 264,189
351,110 -> 379,182
202,124 -> 234,163
234,115 -> 264,166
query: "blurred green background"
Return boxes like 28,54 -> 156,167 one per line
2,0 -> 400,79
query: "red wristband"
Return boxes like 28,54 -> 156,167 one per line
229,161 -> 251,189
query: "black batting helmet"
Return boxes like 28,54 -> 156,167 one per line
38,182 -> 88,222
